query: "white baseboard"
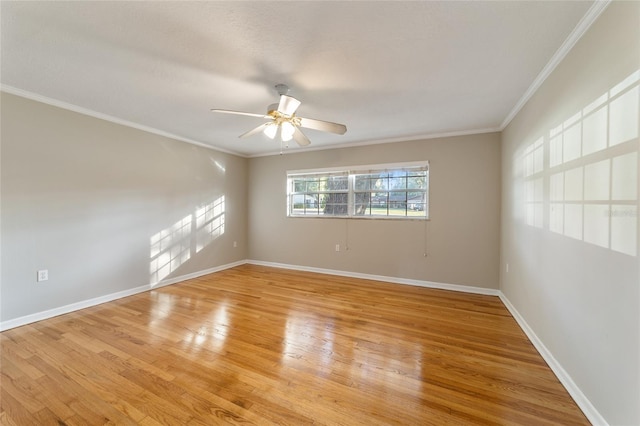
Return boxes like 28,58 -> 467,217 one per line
0,284 -> 149,332
249,260 -> 606,425
0,260 -> 246,331
498,293 -> 608,426
246,260 -> 500,296
150,260 -> 247,289
0,259 -> 606,426
1,260 -> 495,332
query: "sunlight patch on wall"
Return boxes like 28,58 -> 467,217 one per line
149,215 -> 192,284
196,196 -> 225,253
150,195 -> 226,284
523,137 -> 544,228
520,70 -> 639,256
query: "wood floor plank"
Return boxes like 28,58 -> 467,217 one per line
1,264 -> 589,425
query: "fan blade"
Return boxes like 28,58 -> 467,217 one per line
211,109 -> 269,119
292,127 -> 311,146
239,122 -> 270,138
277,95 -> 301,116
298,117 -> 347,135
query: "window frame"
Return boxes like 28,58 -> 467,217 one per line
286,161 -> 429,220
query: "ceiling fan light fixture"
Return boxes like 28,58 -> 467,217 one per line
212,83 -> 347,147
281,121 -> 295,142
264,123 -> 278,139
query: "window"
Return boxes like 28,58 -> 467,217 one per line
287,162 -> 429,219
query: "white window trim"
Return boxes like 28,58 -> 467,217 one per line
287,161 -> 429,176
287,161 -> 429,220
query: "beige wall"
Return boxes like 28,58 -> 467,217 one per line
501,2 -> 640,424
1,93 -> 248,322
248,133 -> 501,289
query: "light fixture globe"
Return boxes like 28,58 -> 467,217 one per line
263,123 -> 278,139
281,121 -> 295,142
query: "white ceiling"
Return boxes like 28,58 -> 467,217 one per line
1,1 -> 598,157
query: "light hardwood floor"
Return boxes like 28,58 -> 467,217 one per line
1,264 -> 589,425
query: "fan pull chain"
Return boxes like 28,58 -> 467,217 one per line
345,219 -> 349,251
423,219 -> 428,258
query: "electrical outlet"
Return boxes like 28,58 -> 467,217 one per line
37,269 -> 49,282
233,241 -> 237,248
335,244 -> 340,252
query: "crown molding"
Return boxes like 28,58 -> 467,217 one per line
500,0 -> 611,130
4,0 -> 610,160
0,85 -> 247,157
248,127 -> 501,158
2,84 -> 499,159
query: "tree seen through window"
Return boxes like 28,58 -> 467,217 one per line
287,163 -> 429,219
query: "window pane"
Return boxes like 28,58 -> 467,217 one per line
366,192 -> 386,216
371,192 -> 387,208
389,177 -> 405,190
306,179 -> 319,192
354,176 -> 371,190
354,192 -> 371,215
390,191 -> 407,203
290,194 -> 320,215
408,202 -> 426,212
320,176 -> 349,191
407,192 -> 426,212
288,163 -> 428,219
371,176 -> 388,190
365,172 -> 388,179
331,176 -> 349,191
317,178 -> 328,192
407,176 -> 425,189
319,193 -> 348,216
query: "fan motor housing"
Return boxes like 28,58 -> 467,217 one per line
267,103 -> 279,115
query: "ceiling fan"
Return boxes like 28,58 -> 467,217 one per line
211,84 -> 347,147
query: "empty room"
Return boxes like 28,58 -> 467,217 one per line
1,1 -> 638,425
